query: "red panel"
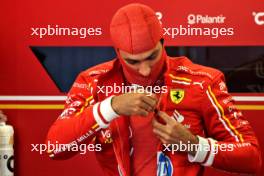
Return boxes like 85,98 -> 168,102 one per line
1,1 -> 264,176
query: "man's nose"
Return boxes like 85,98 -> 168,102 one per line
138,62 -> 151,76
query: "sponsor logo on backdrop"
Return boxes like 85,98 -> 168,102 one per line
253,12 -> 264,25
156,12 -> 163,24
187,14 -> 226,24
156,12 -> 234,39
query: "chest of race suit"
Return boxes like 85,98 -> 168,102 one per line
92,57 -> 213,176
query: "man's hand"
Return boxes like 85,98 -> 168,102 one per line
0,110 -> 7,123
111,93 -> 157,116
152,111 -> 199,156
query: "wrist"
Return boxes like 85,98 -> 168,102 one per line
93,95 -> 119,129
188,135 -> 199,156
188,135 -> 210,163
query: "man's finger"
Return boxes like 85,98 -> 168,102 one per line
138,101 -> 153,112
153,128 -> 172,144
153,128 -> 168,139
157,111 -> 174,124
152,118 -> 167,133
159,138 -> 168,144
148,93 -> 157,100
137,108 -> 149,117
141,95 -> 157,109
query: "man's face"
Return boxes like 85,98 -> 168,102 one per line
119,42 -> 163,77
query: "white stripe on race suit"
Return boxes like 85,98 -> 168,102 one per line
206,90 -> 239,142
171,80 -> 191,85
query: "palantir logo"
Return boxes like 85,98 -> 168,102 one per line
253,12 -> 264,25
188,14 -> 196,25
187,14 -> 226,24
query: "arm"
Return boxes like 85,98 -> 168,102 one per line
46,73 -> 118,159
46,73 -> 158,159
189,72 -> 262,174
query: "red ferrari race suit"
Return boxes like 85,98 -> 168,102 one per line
46,56 -> 262,176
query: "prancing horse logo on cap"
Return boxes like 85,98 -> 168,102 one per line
170,89 -> 184,104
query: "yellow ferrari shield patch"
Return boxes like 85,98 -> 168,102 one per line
170,89 -> 185,104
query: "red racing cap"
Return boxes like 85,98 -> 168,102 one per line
110,3 -> 163,54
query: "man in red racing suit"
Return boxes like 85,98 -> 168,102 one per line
46,3 -> 262,176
